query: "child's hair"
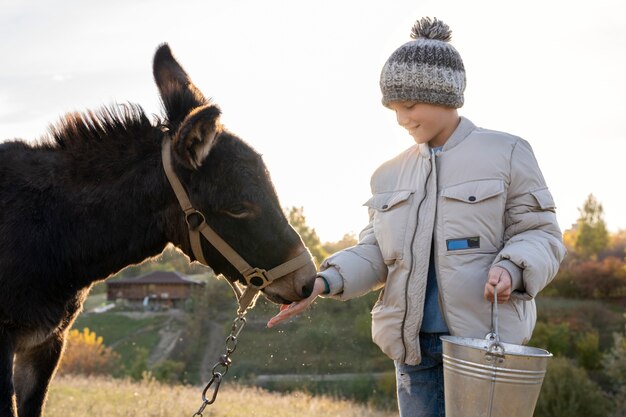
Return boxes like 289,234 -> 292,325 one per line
380,17 -> 466,108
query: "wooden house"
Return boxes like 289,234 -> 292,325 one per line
106,271 -> 204,307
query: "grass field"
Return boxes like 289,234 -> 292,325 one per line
73,313 -> 168,344
73,312 -> 173,370
46,375 -> 397,417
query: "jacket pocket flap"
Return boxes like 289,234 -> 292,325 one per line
364,190 -> 413,212
530,187 -> 556,210
441,179 -> 504,203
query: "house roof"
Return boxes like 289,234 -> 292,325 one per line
107,271 -> 204,286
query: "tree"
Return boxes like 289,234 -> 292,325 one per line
561,228 -> 578,265
601,228 -> 626,260
323,233 -> 358,254
58,327 -> 120,376
112,244 -> 214,280
286,206 -> 328,266
575,194 -> 609,260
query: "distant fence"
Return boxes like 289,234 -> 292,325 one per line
255,372 -> 392,384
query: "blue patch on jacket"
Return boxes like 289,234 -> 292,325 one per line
446,237 -> 480,251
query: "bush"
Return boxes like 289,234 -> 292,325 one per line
152,360 -> 186,383
529,322 -> 573,357
127,347 -> 149,380
550,258 -> 626,299
534,357 -> 613,417
550,268 -> 582,298
574,331 -> 602,370
58,328 -> 120,376
604,318 -> 626,416
535,297 -> 624,349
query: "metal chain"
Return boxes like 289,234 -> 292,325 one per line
192,312 -> 247,416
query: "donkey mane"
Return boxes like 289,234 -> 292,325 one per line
30,103 -> 165,184
44,103 -> 158,152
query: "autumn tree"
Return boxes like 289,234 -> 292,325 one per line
562,228 -> 577,256
575,194 -> 609,260
286,206 -> 328,266
602,229 -> 626,260
58,327 -> 120,376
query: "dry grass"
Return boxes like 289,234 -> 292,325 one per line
46,375 -> 397,417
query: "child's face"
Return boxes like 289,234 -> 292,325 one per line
388,101 -> 457,148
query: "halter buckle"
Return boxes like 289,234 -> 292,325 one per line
244,268 -> 270,289
185,210 -> 206,231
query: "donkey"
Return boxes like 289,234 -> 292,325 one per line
0,44 -> 317,417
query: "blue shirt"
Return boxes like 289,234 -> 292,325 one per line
420,242 -> 449,333
420,145 -> 448,333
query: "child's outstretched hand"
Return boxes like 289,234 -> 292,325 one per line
267,277 -> 326,328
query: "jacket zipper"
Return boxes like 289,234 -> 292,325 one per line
432,154 -> 451,332
400,154 -> 433,363
434,244 -> 451,332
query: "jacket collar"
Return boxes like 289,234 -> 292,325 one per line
418,116 -> 476,158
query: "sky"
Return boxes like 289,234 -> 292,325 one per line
1,0 -> 625,242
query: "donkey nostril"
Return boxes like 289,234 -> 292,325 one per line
301,280 -> 314,298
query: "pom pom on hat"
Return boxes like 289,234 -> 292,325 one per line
410,17 -> 452,41
380,17 -> 465,108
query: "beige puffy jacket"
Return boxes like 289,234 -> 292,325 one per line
320,117 -> 566,365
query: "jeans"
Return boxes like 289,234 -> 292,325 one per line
395,332 -> 448,417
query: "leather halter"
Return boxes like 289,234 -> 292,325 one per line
161,137 -> 313,313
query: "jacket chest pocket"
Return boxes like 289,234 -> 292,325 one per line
365,190 -> 414,264
440,179 -> 506,255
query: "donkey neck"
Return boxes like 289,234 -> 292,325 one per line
53,134 -> 186,288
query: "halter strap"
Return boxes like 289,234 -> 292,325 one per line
161,137 -> 312,313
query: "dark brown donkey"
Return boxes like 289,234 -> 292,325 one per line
0,44 -> 316,417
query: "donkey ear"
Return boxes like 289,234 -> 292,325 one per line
153,43 -> 208,129
173,104 -> 222,169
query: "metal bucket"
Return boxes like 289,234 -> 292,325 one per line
440,292 -> 552,417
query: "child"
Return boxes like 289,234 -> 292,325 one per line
268,17 -> 565,417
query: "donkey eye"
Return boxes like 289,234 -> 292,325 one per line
225,205 -> 253,219
229,204 -> 247,214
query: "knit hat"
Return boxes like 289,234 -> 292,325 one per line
380,17 -> 466,108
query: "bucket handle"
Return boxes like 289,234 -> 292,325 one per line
485,285 -> 505,355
